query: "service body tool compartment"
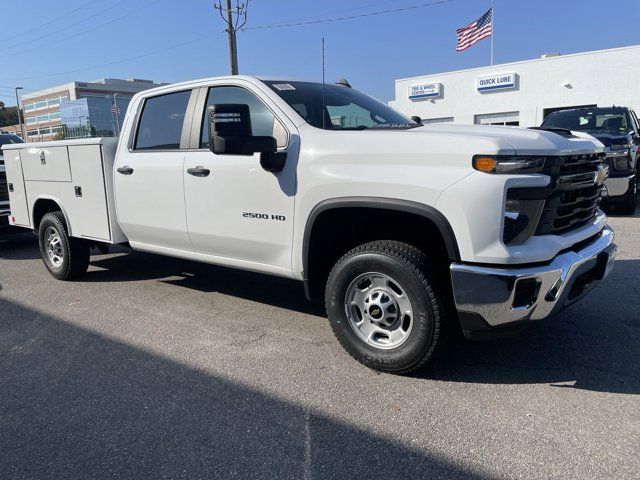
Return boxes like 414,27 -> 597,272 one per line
3,138 -> 126,244
3,147 -> 30,226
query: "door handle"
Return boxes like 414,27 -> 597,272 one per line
117,166 -> 134,175
187,166 -> 211,177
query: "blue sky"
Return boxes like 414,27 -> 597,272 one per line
1,0 -> 639,104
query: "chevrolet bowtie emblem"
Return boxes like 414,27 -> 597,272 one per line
595,164 -> 608,185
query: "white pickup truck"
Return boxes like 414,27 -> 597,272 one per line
2,76 -> 617,373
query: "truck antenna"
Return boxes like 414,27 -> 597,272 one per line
322,37 -> 326,130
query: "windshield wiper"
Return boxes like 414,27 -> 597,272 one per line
369,123 -> 418,129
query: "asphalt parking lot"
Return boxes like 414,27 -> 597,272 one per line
1,204 -> 638,480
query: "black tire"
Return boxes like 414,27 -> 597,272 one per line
618,176 -> 637,215
325,240 -> 447,374
38,211 -> 90,280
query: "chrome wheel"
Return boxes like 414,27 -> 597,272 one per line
45,226 -> 64,268
344,272 -> 414,350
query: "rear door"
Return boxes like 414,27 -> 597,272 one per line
183,83 -> 297,272
114,89 -> 196,252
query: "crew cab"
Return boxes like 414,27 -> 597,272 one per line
2,76 -> 617,373
542,106 -> 639,214
0,133 -> 24,225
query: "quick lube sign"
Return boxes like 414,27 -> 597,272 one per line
476,73 -> 516,92
408,83 -> 442,100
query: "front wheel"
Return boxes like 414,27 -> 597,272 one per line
325,241 -> 447,374
618,176 -> 637,215
38,211 -> 90,280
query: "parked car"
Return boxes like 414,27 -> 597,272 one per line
541,106 -> 639,214
0,133 -> 24,225
2,76 -> 617,373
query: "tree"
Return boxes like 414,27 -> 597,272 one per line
0,101 -> 19,128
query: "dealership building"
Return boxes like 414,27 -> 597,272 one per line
390,44 -> 640,127
16,78 -> 167,141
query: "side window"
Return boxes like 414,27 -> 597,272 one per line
134,90 -> 191,150
630,110 -> 640,133
200,86 -> 287,149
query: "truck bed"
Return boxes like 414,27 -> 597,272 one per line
2,138 -> 126,244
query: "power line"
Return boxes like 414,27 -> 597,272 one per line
0,0 -> 102,43
0,0 -> 161,59
0,33 -> 217,82
260,0 -> 409,26
2,0 -> 130,50
244,0 -> 454,30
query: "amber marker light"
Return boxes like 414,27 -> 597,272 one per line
473,156 -> 498,173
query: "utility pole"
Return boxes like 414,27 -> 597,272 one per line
14,87 -> 24,139
214,0 -> 250,75
113,93 -> 120,136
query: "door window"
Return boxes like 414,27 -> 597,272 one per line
200,86 -> 287,148
134,90 -> 191,150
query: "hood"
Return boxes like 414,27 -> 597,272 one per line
583,131 -> 631,148
409,124 -> 600,156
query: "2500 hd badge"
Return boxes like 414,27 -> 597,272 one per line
242,212 -> 286,221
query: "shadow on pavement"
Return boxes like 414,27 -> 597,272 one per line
2,232 -> 639,396
424,258 -> 640,395
88,249 -> 325,317
0,229 -> 40,260
0,297 -> 487,480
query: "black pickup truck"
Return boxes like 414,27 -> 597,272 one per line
542,106 -> 638,214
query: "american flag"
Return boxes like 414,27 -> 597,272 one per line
456,8 -> 493,52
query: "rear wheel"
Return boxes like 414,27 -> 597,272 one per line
325,240 -> 447,374
38,211 -> 90,280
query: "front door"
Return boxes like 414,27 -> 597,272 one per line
184,84 -> 296,272
114,89 -> 194,252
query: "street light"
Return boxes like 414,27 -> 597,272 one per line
14,87 -> 24,139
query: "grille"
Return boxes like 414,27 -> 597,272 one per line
535,154 -> 604,236
0,172 -> 8,202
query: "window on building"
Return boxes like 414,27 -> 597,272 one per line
200,85 -> 287,149
422,117 -> 454,124
24,103 -> 35,112
36,114 -> 49,123
134,90 -> 191,150
47,98 -> 61,108
26,116 -> 37,125
35,100 -> 47,110
27,129 -> 38,136
38,127 -> 51,135
49,111 -> 61,120
474,111 -> 520,126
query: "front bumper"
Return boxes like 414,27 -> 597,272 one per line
450,226 -> 616,339
603,174 -> 635,199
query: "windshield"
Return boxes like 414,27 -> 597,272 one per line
0,134 -> 24,146
0,134 -> 24,159
542,108 -> 630,135
263,80 -> 416,130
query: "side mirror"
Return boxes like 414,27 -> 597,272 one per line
411,115 -> 423,125
208,104 -> 277,156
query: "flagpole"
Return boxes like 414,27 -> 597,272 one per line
490,0 -> 494,66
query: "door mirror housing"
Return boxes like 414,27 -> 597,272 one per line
208,104 -> 277,155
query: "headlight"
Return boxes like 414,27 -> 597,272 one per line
503,194 -> 545,244
612,157 -> 629,170
473,155 -> 546,174
605,145 -> 630,171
